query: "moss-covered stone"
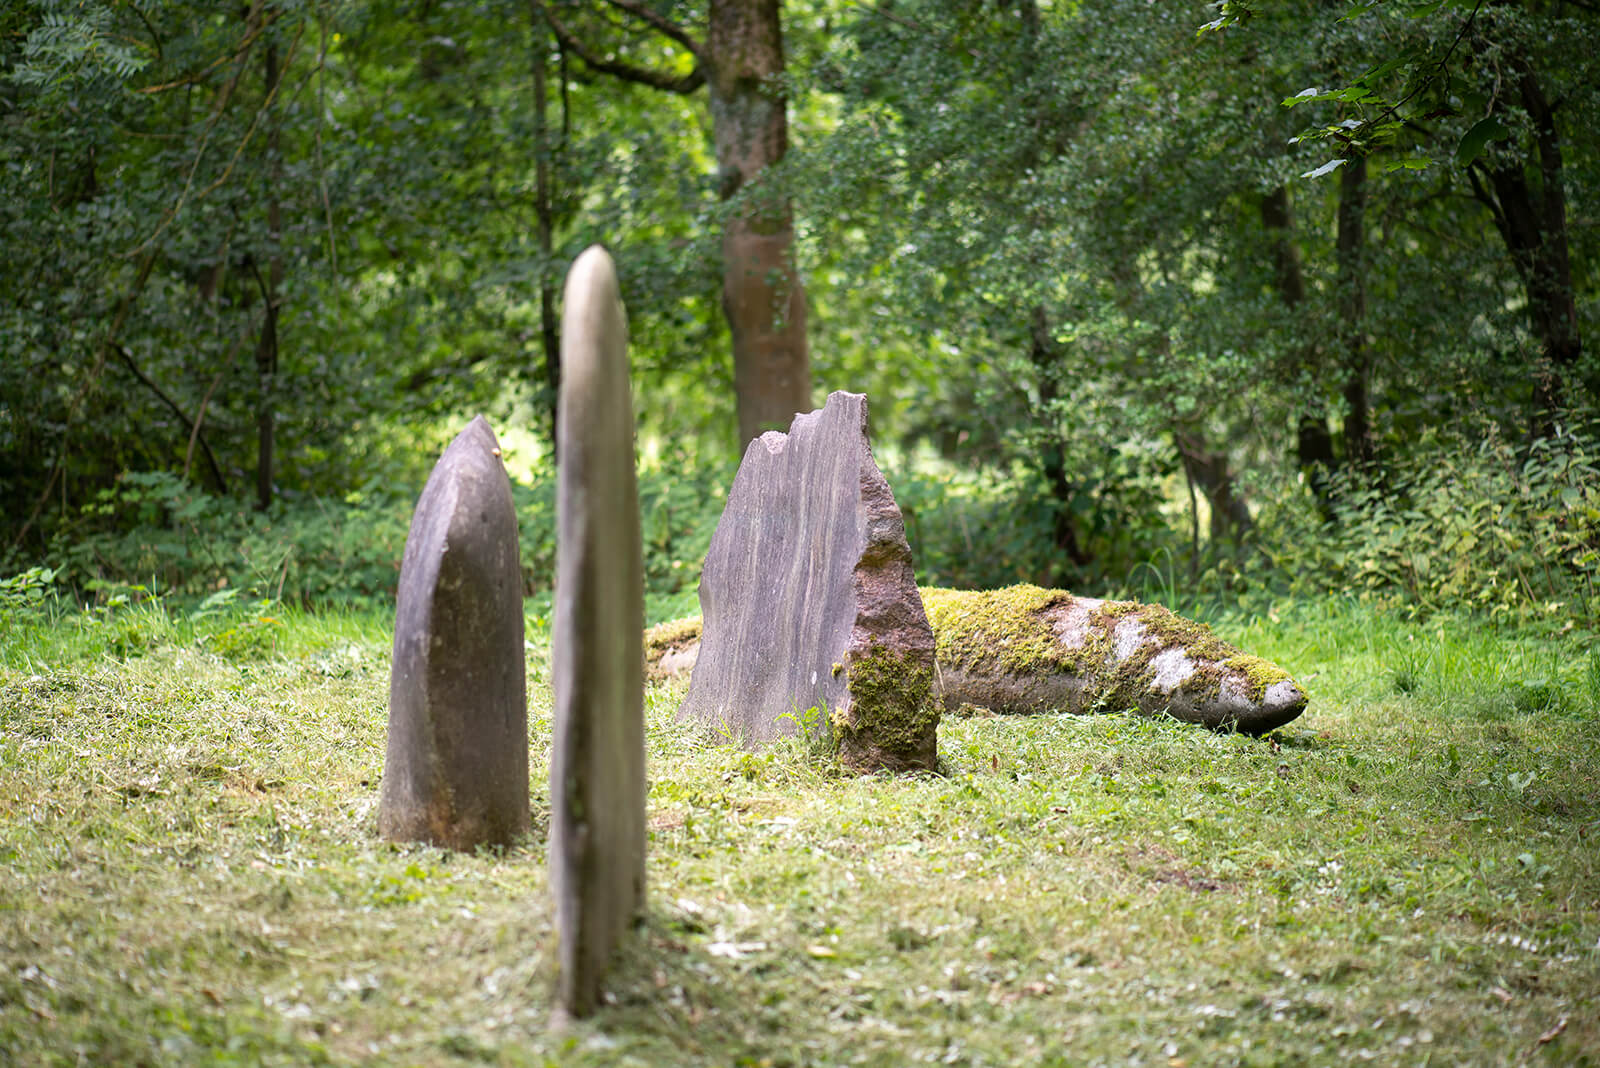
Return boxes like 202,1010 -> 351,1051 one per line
923,585 -> 1307,733
833,640 -> 939,772
920,585 -> 1073,676
643,616 -> 703,680
1223,654 -> 1292,702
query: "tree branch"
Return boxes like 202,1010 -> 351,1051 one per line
114,346 -> 229,494
135,15 -> 269,94
129,2 -> 269,256
541,2 -> 704,94
599,0 -> 703,59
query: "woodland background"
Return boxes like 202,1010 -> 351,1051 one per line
2,0 -> 1597,624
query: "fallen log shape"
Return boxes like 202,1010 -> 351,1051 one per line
921,586 -> 1306,735
642,585 -> 1307,736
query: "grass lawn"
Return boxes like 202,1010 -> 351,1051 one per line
1,596 -> 1597,1065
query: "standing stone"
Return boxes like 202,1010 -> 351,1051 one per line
549,246 -> 646,1019
380,416 -> 528,851
678,391 -> 940,772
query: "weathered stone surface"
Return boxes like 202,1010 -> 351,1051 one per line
677,391 -> 939,772
921,585 -> 1307,735
380,416 -> 528,851
644,616 -> 702,682
549,246 -> 646,1019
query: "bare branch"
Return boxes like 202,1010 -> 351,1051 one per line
599,0 -> 704,59
135,16 -> 270,94
541,2 -> 704,94
114,345 -> 229,494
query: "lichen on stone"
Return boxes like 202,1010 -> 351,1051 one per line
1222,654 -> 1292,702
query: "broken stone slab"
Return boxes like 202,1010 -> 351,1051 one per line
549,246 -> 646,1019
921,585 -> 1307,735
380,415 -> 529,851
677,391 -> 939,772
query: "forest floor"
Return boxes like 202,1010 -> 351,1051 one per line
1,596 -> 1597,1066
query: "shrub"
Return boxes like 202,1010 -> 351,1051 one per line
1252,419 -> 1600,621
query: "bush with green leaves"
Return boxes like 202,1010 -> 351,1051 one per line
1253,419 -> 1600,621
15,458 -> 731,613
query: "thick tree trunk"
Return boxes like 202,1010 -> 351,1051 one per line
707,0 -> 810,445
1336,156 -> 1373,468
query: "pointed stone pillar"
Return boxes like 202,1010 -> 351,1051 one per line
549,246 -> 646,1018
380,416 -> 528,851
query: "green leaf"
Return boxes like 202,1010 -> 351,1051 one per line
1382,157 -> 1433,172
1455,117 -> 1511,166
1301,158 -> 1348,179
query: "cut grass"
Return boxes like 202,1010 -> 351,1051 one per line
1,597 -> 1597,1065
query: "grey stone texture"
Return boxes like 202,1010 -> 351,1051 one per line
677,391 -> 940,772
922,585 -> 1307,735
549,246 -> 646,1019
380,415 -> 529,851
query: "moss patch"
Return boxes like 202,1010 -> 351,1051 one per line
644,616 -> 702,652
920,585 -> 1074,677
1223,654 -> 1292,702
1094,601 -> 1234,664
834,640 -> 938,770
644,616 -> 702,679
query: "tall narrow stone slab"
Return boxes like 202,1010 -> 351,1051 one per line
678,391 -> 939,772
549,246 -> 646,1019
380,416 -> 528,851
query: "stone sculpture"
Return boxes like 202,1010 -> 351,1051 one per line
380,416 -> 528,850
677,391 -> 940,772
549,246 -> 646,1018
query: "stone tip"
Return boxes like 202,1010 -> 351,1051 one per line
566,245 -> 619,303
447,415 -> 502,468
1243,679 -> 1309,735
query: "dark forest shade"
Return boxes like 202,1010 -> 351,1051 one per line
379,416 -> 528,851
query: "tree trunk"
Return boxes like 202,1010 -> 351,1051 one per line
707,0 -> 810,445
1336,156 -> 1373,468
1175,430 -> 1253,542
255,33 -> 283,512
1471,56 -> 1581,433
1027,305 -> 1089,576
530,8 -> 561,452
1262,186 -> 1336,494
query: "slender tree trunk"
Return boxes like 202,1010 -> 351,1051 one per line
530,7 -> 561,451
707,0 -> 810,445
1470,56 -> 1580,433
1175,431 -> 1253,542
1336,156 -> 1373,468
1262,186 -> 1336,495
1028,306 -> 1089,578
255,34 -> 283,512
